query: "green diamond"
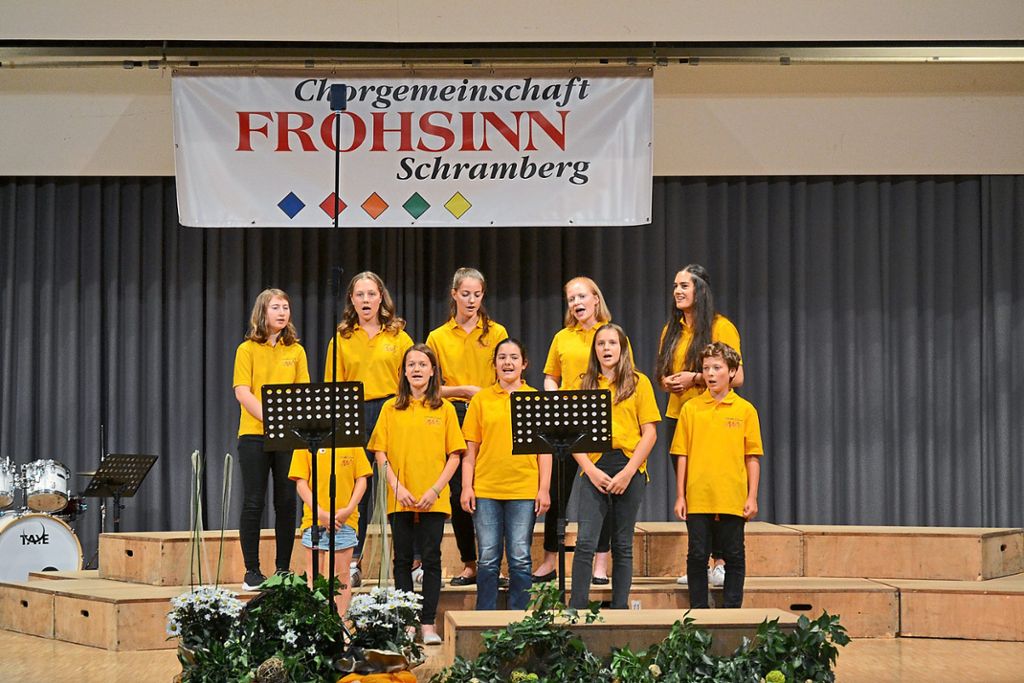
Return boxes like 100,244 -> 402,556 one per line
403,192 -> 430,219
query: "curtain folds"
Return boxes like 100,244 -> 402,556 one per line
1,175 -> 1021,564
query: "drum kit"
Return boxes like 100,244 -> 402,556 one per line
0,457 -> 86,582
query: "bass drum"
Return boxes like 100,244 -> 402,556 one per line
0,512 -> 83,582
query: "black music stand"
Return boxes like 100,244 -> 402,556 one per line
263,381 -> 364,607
81,454 -> 158,533
511,389 -> 612,602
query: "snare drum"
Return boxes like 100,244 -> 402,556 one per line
0,458 -> 15,509
23,459 -> 71,513
0,512 -> 83,582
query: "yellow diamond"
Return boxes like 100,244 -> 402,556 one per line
444,192 -> 472,219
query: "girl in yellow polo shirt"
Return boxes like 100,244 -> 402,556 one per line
232,288 -> 310,590
324,271 -> 414,580
654,264 -> 743,585
368,344 -> 465,645
425,267 -> 509,587
535,276 -> 613,583
461,338 -> 552,610
569,323 -> 660,610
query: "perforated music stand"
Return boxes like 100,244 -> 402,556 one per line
262,381 -> 364,602
511,389 -> 612,602
81,454 -> 158,533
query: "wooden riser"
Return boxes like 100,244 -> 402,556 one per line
443,608 -> 800,662
884,577 -> 1024,641
737,577 -> 900,638
790,525 -> 1024,581
639,521 -> 803,577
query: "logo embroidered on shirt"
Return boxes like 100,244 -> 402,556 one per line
425,416 -> 442,427
725,417 -> 743,429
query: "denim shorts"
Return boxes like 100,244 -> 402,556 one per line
301,524 -> 358,551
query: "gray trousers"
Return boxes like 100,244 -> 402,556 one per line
569,471 -> 646,609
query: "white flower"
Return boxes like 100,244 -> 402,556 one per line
283,629 -> 299,646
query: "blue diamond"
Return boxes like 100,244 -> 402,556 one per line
278,192 -> 305,219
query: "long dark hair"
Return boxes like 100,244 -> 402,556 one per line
448,267 -> 493,346
582,323 -> 638,404
395,344 -> 444,410
655,264 -> 715,380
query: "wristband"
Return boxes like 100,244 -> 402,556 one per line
431,486 -> 442,497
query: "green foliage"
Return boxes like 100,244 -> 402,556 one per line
430,583 -> 609,683
433,588 -> 850,683
177,573 -> 349,683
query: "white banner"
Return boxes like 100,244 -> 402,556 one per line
171,72 -> 652,227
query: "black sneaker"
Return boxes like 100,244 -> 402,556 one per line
242,570 -> 267,591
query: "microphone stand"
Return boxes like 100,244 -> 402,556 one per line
326,83 -> 347,612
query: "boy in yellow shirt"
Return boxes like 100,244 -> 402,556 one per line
671,342 -> 763,609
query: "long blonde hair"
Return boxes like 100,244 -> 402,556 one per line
581,323 -> 637,404
448,267 -> 494,346
562,276 -> 613,329
337,271 -> 406,338
245,288 -> 299,345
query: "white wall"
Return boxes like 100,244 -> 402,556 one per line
2,63 -> 1022,176
3,1 -> 1023,41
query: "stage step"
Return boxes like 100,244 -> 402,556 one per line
443,607 -> 800,662
738,577 -> 899,638
0,577 -> 254,651
883,574 -> 1024,641
789,525 -> 1024,581
98,530 -> 306,586
639,521 -> 803,577
28,570 -> 100,581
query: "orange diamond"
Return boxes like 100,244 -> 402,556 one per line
444,192 -> 471,219
361,192 -> 388,219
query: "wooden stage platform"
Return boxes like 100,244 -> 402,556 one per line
1,522 -> 1023,670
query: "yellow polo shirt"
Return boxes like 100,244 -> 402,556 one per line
425,317 -> 509,402
324,326 -> 414,400
288,446 -> 373,531
543,324 -> 633,389
670,390 -> 763,517
233,339 -> 311,437
462,383 -> 539,500
367,398 -> 466,516
576,373 -> 662,475
659,314 -> 742,419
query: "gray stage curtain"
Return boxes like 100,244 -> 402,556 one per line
1,176 -> 1021,565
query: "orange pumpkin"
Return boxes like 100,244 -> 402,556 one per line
338,672 -> 417,683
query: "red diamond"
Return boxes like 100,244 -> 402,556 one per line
320,193 -> 347,219
361,192 -> 388,220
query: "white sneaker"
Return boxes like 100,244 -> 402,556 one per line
412,565 -> 424,585
350,561 -> 362,588
709,564 -> 726,587
676,574 -> 688,585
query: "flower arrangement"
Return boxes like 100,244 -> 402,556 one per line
166,585 -> 244,652
347,586 -> 424,658
432,584 -> 849,683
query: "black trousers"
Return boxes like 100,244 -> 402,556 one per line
237,435 -> 297,572
542,456 -> 611,555
685,513 -> 746,608
390,511 -> 446,625
449,401 -> 477,563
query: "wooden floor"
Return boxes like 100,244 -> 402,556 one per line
4,629 -> 1024,683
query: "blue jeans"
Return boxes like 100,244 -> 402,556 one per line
473,498 -> 535,610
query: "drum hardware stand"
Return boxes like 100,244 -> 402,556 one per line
511,389 -> 612,604
263,381 -> 364,612
81,454 -> 158,533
